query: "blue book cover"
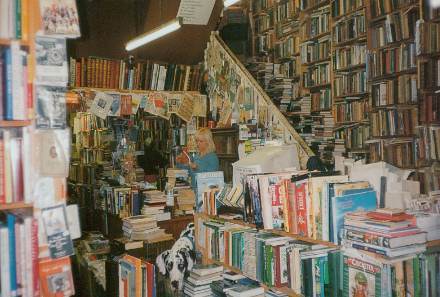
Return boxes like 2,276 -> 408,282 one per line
331,190 -> 377,244
2,47 -> 13,120
341,187 -> 374,195
7,214 -> 17,295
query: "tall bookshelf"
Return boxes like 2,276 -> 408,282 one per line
415,5 -> 440,193
365,0 -> 420,168
298,0 -> 335,167
331,0 -> 370,159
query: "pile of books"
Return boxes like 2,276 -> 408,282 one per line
122,215 -> 172,242
175,188 -> 196,215
141,190 -> 171,221
184,264 -> 223,297
341,208 -> 427,258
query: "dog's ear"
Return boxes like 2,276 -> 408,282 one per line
156,250 -> 169,275
179,248 -> 196,273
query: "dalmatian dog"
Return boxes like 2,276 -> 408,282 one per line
156,223 -> 196,292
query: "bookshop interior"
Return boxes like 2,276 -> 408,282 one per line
2,0 -> 440,296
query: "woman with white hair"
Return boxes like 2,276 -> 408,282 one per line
176,127 -> 219,190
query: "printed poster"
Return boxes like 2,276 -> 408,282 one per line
39,0 -> 81,37
176,93 -> 194,122
89,91 -> 113,119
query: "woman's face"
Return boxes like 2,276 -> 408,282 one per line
196,136 -> 209,153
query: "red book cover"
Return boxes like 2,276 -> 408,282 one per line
39,257 -> 75,297
147,262 -> 154,297
367,211 -> 414,222
295,181 -> 308,237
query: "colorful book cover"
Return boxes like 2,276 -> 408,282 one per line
295,180 -> 308,237
331,190 -> 377,244
195,171 -> 224,212
343,255 -> 382,297
39,257 -> 75,297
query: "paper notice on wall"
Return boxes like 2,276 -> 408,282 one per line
168,93 -> 183,113
89,91 -> 113,119
177,0 -> 216,25
192,94 -> 207,117
176,93 -> 194,122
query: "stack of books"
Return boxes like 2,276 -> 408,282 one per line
184,264 -> 223,297
341,208 -> 427,258
122,215 -> 171,242
141,190 -> 170,221
175,188 -> 196,215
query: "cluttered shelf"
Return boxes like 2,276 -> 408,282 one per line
195,213 -> 339,248
205,258 -> 302,297
69,86 -> 201,94
0,202 -> 33,211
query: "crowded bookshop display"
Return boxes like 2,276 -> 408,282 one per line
1,0 -> 440,296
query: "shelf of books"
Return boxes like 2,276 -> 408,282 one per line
193,161 -> 440,296
331,0 -> 370,160
297,0 -> 336,168
1,0 -> 81,296
365,0 -> 420,169
415,4 -> 440,193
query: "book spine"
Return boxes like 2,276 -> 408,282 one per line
3,47 -> 13,120
31,219 -> 39,297
15,0 -> 21,39
7,214 -> 17,296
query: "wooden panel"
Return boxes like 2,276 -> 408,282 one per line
157,215 -> 194,240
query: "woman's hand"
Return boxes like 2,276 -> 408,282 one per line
176,153 -> 189,164
189,162 -> 198,170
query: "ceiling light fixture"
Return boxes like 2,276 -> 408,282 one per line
125,17 -> 182,51
224,0 -> 240,7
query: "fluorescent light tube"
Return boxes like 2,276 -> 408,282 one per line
125,18 -> 182,51
224,0 -> 240,7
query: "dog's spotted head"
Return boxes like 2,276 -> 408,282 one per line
156,247 -> 195,291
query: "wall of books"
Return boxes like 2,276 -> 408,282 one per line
223,0 -> 440,192
0,0 -> 82,296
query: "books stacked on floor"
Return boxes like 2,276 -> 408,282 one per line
341,208 -> 427,259
135,167 -> 145,182
118,254 -> 156,297
184,264 -> 223,297
122,215 -> 172,242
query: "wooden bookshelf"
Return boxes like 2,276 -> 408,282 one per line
69,86 -> 201,94
427,240 -> 440,248
0,39 -> 29,46
0,120 -> 32,127
0,202 -> 33,211
197,213 -> 339,248
206,258 -> 302,297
